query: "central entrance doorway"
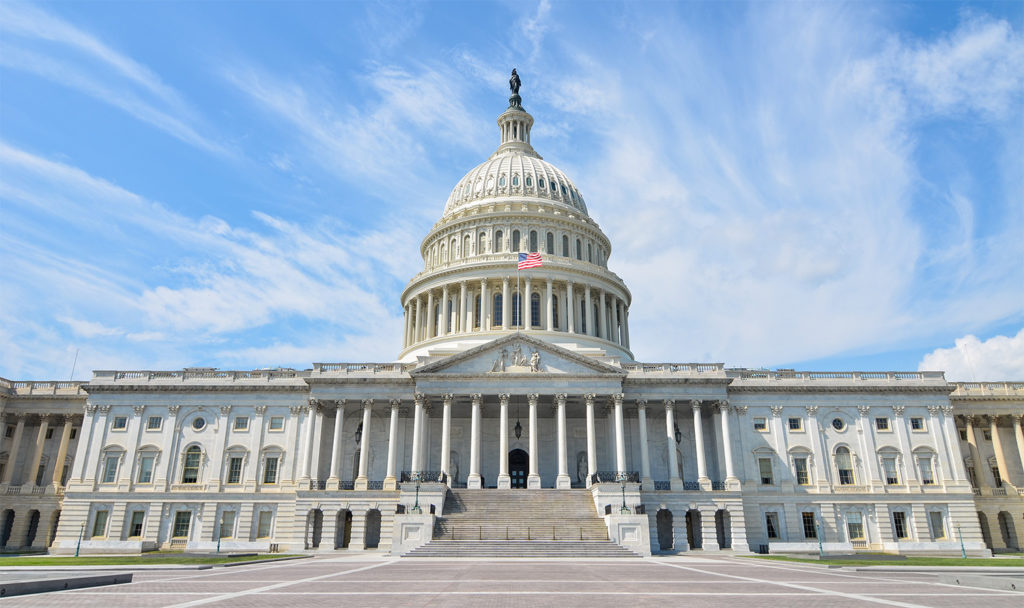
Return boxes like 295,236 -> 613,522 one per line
509,449 -> 529,488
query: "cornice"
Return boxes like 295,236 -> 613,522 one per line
84,384 -> 309,394
727,385 -> 955,394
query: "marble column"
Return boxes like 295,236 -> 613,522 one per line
479,279 -> 489,329
414,297 -> 422,343
692,401 -> 709,485
665,401 -> 683,490
613,393 -> 626,475
463,282 -> 472,332
2,416 -> 24,484
524,277 -> 532,328
426,290 -> 435,339
556,394 -> 570,489
441,285 -> 450,336
421,404 -> 431,470
623,307 -> 630,349
614,300 -> 622,344
459,281 -> 468,334
528,393 -> 540,489
440,394 -> 453,483
26,416 -> 50,487
328,401 -> 346,488
966,416 -> 990,489
50,415 -> 74,488
566,282 -> 575,333
384,400 -> 400,490
502,278 -> 510,330
719,401 -> 737,484
546,279 -> 554,331
410,393 -> 424,474
637,400 -> 652,489
498,393 -> 511,488
1013,415 -> 1024,487
585,394 -> 597,488
403,305 -> 411,347
598,290 -> 607,340
584,286 -> 593,336
354,400 -> 373,490
468,394 -> 483,489
300,400 -> 318,481
990,416 -> 1011,487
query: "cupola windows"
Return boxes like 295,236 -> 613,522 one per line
525,176 -> 532,188
512,175 -> 519,187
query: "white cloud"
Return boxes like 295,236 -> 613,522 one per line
919,328 -> 1024,381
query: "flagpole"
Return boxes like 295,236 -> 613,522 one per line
516,254 -> 521,330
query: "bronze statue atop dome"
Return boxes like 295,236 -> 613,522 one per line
508,68 -> 523,109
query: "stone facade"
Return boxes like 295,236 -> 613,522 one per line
1,82 -> 1021,557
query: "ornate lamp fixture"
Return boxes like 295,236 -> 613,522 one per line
354,422 -> 363,444
514,402 -> 523,439
674,422 -> 682,444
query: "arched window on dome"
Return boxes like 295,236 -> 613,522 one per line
587,243 -> 593,263
495,230 -> 503,252
434,304 -> 440,337
499,175 -> 506,188
493,293 -> 503,327
440,243 -> 446,263
552,297 -> 559,330
512,175 -> 519,187
464,235 -> 471,257
539,178 -> 546,190
562,235 -> 569,257
512,230 -> 521,252
531,293 -> 541,328
474,295 -> 481,328
478,232 -> 486,254
576,239 -> 582,260
526,176 -> 533,188
550,180 -> 556,191
529,230 -> 538,253
580,300 -> 587,334
511,292 -> 522,327
546,232 -> 554,254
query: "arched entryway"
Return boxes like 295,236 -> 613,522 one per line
48,511 -> 61,547
656,509 -> 674,551
685,509 -> 702,549
25,510 -> 40,547
306,509 -> 323,549
715,509 -> 731,549
365,509 -> 382,549
336,510 -> 352,549
1,510 -> 14,548
509,449 -> 528,488
997,511 -> 1017,550
978,512 -> 993,549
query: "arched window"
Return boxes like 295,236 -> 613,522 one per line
580,300 -> 587,334
546,232 -> 554,254
512,175 -> 519,187
562,235 -> 569,257
512,230 -> 521,252
464,235 -> 471,256
512,292 -> 522,327
493,293 -> 503,326
526,176 -> 532,188
451,237 -> 458,259
576,239 -> 582,260
531,293 -> 541,328
440,243 -> 446,263
529,230 -> 538,253
181,446 -> 201,484
552,297 -> 559,330
447,300 -> 453,332
587,243 -> 593,263
474,295 -> 481,328
433,304 -> 440,337
495,230 -> 503,252
478,232 -> 486,254
835,447 -> 855,485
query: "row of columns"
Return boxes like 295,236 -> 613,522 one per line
402,278 -> 630,350
963,414 -> 1024,490
0,413 -> 76,489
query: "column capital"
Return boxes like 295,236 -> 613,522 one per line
254,405 -> 267,415
413,392 -> 425,406
892,405 -> 906,417
769,404 -> 783,417
584,393 -> 596,406
546,277 -> 553,286
715,401 -> 730,414
735,405 -> 748,416
941,404 -> 954,415
927,404 -> 943,416
612,393 -> 624,406
498,393 -> 511,406
527,393 -> 539,406
471,393 -> 483,406
98,404 -> 112,414
389,399 -> 401,410
805,405 -> 819,416
219,405 -> 232,416
308,398 -> 321,412
857,404 -> 871,417
691,400 -> 702,413
133,405 -> 146,416
966,414 -> 981,426
636,399 -> 648,410
361,399 -> 374,409
1012,414 -> 1023,424
502,277 -> 509,286
664,399 -> 675,411
555,393 -> 568,407
335,399 -> 346,411
442,393 -> 454,406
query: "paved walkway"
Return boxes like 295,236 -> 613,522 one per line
2,554 -> 1022,607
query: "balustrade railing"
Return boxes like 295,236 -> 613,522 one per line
401,471 -> 445,483
592,471 -> 639,483
682,481 -> 701,491
653,481 -> 671,491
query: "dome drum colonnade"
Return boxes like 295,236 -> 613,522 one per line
399,88 -> 632,361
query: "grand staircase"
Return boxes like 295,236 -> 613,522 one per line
402,489 -> 641,558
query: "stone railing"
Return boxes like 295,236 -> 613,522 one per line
621,363 -> 725,375
2,380 -> 88,396
312,362 -> 414,374
731,370 -> 946,382
951,382 -> 1024,397
93,369 -> 307,383
832,485 -> 869,493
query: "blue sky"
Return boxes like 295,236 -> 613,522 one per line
1,1 -> 1022,381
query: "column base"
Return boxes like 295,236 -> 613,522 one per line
527,474 -> 541,489
641,477 -> 654,492
497,474 -> 511,489
556,474 -> 571,489
467,474 -> 482,489
326,476 -> 340,489
382,477 -> 397,491
670,478 -> 684,491
698,477 -> 712,491
725,477 -> 741,491
354,477 -> 368,491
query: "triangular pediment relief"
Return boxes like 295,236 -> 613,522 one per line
410,333 -> 625,377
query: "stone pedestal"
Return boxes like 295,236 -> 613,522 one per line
468,474 -> 482,489
527,474 -> 541,489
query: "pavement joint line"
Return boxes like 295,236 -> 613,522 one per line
653,559 -> 933,608
162,559 -> 396,607
129,556 -> 370,585
61,591 -> 1019,597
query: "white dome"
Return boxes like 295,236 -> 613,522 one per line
442,153 -> 589,218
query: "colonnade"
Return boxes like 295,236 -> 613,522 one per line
0,413 -> 76,489
402,278 -> 630,349
961,414 -> 1024,491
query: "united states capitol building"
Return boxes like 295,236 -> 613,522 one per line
2,74 -> 1022,558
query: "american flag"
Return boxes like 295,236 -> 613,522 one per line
518,252 -> 543,269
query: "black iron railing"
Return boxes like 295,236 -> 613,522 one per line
653,481 -> 671,491
592,471 -> 640,483
400,471 -> 446,483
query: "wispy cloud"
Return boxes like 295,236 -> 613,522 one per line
919,328 -> 1024,381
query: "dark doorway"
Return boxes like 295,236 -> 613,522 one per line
715,509 -> 731,549
25,510 -> 40,547
1,510 -> 14,548
336,510 -> 352,549
365,509 -> 382,549
509,449 -> 529,488
685,509 -> 702,549
308,509 -> 323,549
656,509 -> 674,551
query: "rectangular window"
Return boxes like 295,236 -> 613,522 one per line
102,455 -> 119,483
256,511 -> 273,538
172,511 -> 191,538
918,456 -> 934,485
794,457 -> 810,485
137,456 -> 154,484
181,449 -> 201,484
753,417 -> 767,431
893,511 -> 908,539
846,512 -> 865,540
129,511 -> 145,537
910,417 -> 924,431
146,416 -> 162,430
882,457 -> 900,485
233,417 -> 249,431
788,417 -> 802,431
268,416 -> 284,431
61,464 -> 69,486
967,466 -> 977,487
802,512 -> 817,539
928,511 -> 946,539
765,512 -> 780,539
91,510 -> 109,538
758,457 -> 773,485
875,417 -> 889,431
111,416 -> 128,430
263,457 -> 278,484
45,427 -> 54,439
959,429 -> 967,441
992,467 -> 1002,488
219,511 -> 236,539
227,457 -> 243,484
35,464 -> 45,485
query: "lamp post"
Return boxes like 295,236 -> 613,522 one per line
816,520 -> 824,558
957,524 -> 966,559
619,481 -> 630,514
75,522 -> 85,558
411,481 -> 422,514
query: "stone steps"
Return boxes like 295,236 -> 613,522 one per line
404,540 -> 640,558
434,488 -> 610,542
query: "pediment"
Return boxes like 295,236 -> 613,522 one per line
410,334 -> 625,378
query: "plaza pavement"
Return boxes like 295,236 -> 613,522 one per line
3,554 -> 1022,607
